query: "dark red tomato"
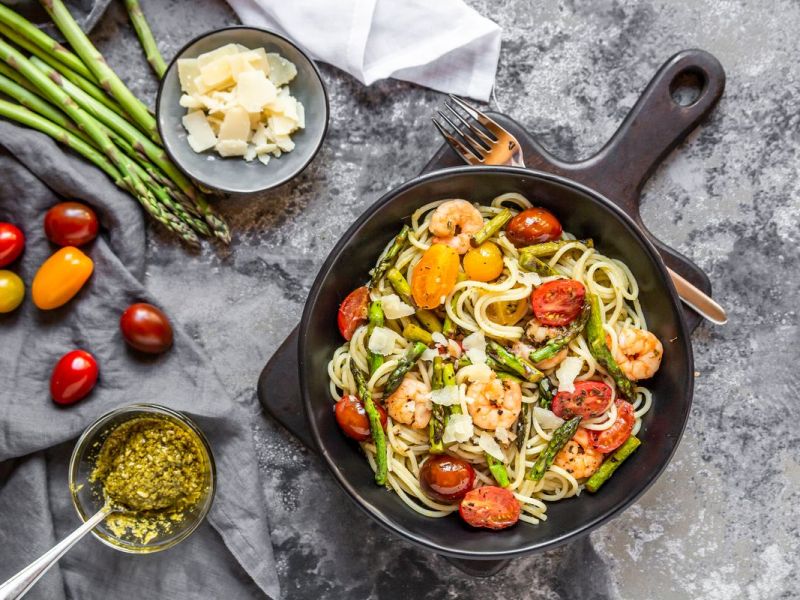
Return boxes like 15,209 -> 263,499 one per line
334,395 -> 388,441
531,279 -> 586,326
44,202 -> 99,247
419,455 -> 476,503
505,207 -> 562,247
120,303 -> 173,354
337,286 -> 369,340
552,380 -> 613,419
459,486 -> 521,530
592,399 -> 635,453
50,350 -> 98,405
0,222 -> 24,267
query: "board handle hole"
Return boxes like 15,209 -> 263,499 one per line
669,68 -> 706,107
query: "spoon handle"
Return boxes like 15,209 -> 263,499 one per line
0,506 -> 112,600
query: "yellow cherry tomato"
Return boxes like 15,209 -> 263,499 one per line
463,241 -> 504,282
32,246 -> 93,310
487,299 -> 528,326
0,270 -> 24,313
411,243 -> 459,309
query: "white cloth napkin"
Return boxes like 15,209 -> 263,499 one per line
226,0 -> 502,100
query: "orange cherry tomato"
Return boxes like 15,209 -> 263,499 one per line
32,246 -> 93,310
463,241 -> 504,282
486,299 -> 528,326
411,244 -> 459,309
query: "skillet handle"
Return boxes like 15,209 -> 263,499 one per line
521,49 -> 725,297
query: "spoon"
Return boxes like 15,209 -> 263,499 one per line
0,503 -> 118,600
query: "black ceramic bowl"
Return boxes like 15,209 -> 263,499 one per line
299,166 -> 693,559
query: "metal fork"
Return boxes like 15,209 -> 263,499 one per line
432,95 -> 728,325
433,95 -> 524,167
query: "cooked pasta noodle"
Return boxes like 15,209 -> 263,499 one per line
327,193 -> 658,526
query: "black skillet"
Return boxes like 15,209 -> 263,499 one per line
259,49 -> 725,576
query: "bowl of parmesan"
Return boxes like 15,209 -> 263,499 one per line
157,27 -> 329,193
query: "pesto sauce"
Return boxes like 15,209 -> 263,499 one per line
90,416 -> 207,543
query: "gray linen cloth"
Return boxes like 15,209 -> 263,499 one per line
0,121 -> 279,600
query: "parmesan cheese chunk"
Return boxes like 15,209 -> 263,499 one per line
556,357 -> 584,393
266,52 -> 297,86
177,59 -> 201,95
217,106 -> 251,142
442,413 -> 473,444
215,139 -> 248,157
198,57 -> 234,92
181,111 -> 217,152
236,70 -> 277,112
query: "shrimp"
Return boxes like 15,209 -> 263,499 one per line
609,326 -> 663,381
522,320 -> 569,370
429,199 -> 484,254
512,340 -> 567,371
553,428 -> 603,479
466,374 -> 522,430
386,377 -> 432,429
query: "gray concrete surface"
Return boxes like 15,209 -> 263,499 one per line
94,0 -> 799,598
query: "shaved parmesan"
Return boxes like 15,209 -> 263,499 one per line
266,52 -> 297,86
181,111 -> 217,152
381,294 -> 415,319
368,326 -> 397,356
459,363 -> 492,383
177,44 -> 303,164
218,106 -> 251,142
479,432 -> 505,461
443,413 -> 473,444
420,347 -> 439,362
534,406 -> 564,430
430,385 -> 459,406
495,426 -> 516,444
556,356 -> 584,393
177,59 -> 201,95
431,332 -> 447,346
462,331 -> 487,365
236,70 -> 277,112
215,139 -> 248,157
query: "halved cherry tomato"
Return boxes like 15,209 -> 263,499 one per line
411,244 -> 459,309
120,303 -> 173,354
50,349 -> 98,405
32,246 -> 93,310
505,207 -> 562,247
552,380 -> 613,419
0,223 -> 24,267
459,486 -> 521,530
487,299 -> 528,326
463,241 -> 503,282
0,270 -> 24,313
337,286 -> 370,341
592,399 -> 635,453
44,202 -> 99,247
419,455 -> 476,503
334,395 -> 388,441
531,279 -> 586,326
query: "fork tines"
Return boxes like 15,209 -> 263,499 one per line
432,95 -> 502,165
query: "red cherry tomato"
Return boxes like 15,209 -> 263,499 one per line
337,286 -> 370,340
592,399 -> 635,453
505,207 -> 562,247
334,395 -> 388,441
120,303 -> 174,354
50,350 -> 98,405
44,202 -> 99,247
419,455 -> 476,503
531,279 -> 586,326
0,222 -> 24,267
552,380 -> 614,420
459,486 -> 521,530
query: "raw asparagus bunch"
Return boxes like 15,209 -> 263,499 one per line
0,2 -> 230,245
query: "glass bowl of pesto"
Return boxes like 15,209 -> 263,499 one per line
69,404 -> 216,553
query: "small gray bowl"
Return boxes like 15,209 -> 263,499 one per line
157,27 -> 329,194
